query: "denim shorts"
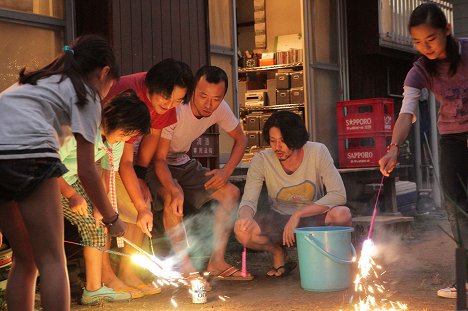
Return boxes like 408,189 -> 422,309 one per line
0,158 -> 68,204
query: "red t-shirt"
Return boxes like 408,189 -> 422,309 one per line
104,72 -> 177,143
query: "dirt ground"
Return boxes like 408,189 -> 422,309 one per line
67,212 -> 463,311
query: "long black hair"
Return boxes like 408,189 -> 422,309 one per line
19,34 -> 120,107
145,58 -> 194,103
102,89 -> 151,137
262,111 -> 309,150
409,3 -> 460,77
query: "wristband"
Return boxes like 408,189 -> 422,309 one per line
102,213 -> 119,227
387,143 -> 400,155
133,165 -> 147,179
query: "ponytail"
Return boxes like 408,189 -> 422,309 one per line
19,34 -> 120,107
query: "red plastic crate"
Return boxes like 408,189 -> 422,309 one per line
338,133 -> 391,168
336,98 -> 394,135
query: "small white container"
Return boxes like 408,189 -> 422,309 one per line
190,278 -> 207,303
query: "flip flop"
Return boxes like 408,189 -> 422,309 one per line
134,283 -> 162,296
211,266 -> 254,281
266,261 -> 297,277
114,287 -> 144,299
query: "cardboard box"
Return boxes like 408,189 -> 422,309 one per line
259,58 -> 275,66
290,87 -> 304,104
245,115 -> 261,131
238,80 -> 247,106
276,89 -> 290,105
259,113 -> 272,130
245,131 -> 261,148
275,72 -> 290,90
266,79 -> 277,105
259,131 -> 269,147
290,71 -> 303,88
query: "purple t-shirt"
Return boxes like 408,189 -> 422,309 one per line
404,38 -> 468,134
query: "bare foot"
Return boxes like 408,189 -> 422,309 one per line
118,274 -> 147,288
102,275 -> 135,291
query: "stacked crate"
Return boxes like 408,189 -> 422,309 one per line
336,98 -> 394,168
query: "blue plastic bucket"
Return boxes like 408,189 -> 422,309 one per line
295,226 -> 356,292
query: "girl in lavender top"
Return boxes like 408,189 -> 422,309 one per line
378,2 -> 467,299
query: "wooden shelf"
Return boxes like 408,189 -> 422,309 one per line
238,62 -> 303,73
240,103 -> 304,112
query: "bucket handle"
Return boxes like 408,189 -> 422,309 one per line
304,234 -> 356,265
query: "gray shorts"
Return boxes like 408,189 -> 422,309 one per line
147,159 -> 214,213
255,208 -> 329,245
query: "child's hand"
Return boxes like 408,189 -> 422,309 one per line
69,194 -> 89,217
104,215 -> 126,237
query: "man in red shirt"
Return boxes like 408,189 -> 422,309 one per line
102,59 -> 193,296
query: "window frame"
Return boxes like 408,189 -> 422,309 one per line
0,0 -> 75,43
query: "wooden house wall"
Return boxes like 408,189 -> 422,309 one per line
75,0 -> 209,75
345,0 -> 414,109
345,0 -> 418,180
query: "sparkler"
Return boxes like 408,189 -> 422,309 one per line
353,176 -> 408,311
181,220 -> 190,248
149,237 -> 156,257
367,176 -> 385,240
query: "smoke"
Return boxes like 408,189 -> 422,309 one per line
366,218 -> 452,280
370,225 -> 406,265
163,201 -> 237,272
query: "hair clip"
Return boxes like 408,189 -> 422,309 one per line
63,45 -> 74,55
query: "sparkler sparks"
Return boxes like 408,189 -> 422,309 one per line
67,236 -> 217,306
353,239 -> 408,311
218,295 -> 230,301
170,297 -> 178,308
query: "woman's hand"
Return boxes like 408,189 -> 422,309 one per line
379,147 -> 399,176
